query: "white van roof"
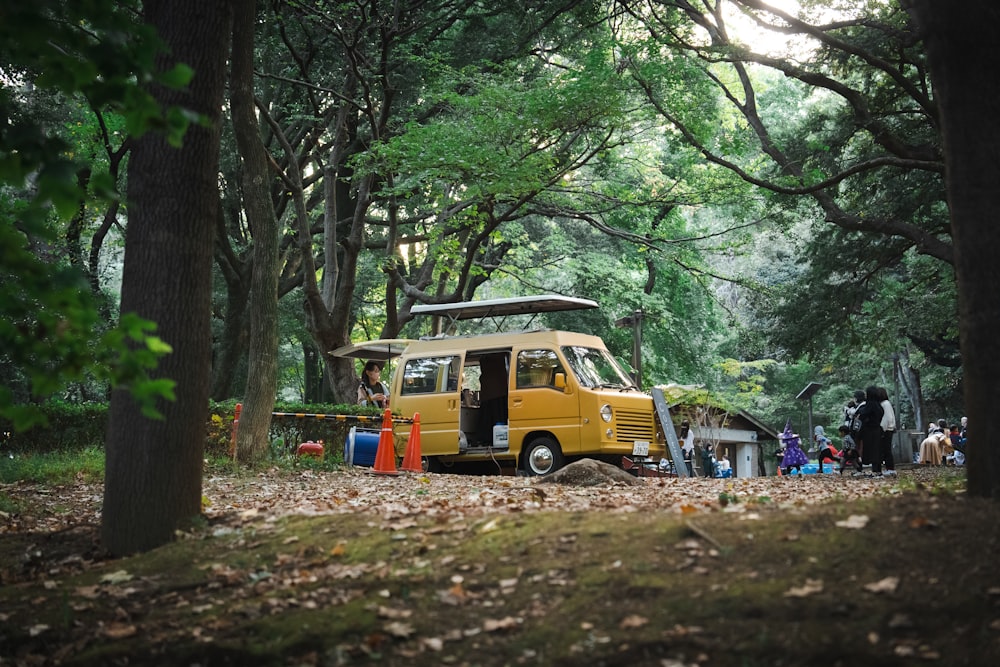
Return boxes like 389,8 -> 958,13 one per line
411,294 -> 598,320
329,338 -> 414,360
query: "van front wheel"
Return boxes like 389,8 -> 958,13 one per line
522,437 -> 564,476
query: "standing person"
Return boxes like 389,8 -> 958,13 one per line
856,385 -> 885,476
877,387 -> 897,476
357,360 -> 389,408
813,426 -> 840,474
701,442 -> 716,478
679,420 -> 695,476
779,420 -> 809,476
844,390 -> 866,435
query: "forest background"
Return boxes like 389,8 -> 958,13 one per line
1,0 -> 986,554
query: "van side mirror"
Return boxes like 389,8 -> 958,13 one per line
554,372 -> 566,390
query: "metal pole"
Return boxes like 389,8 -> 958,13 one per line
807,397 -> 814,452
892,352 -> 904,463
633,310 -> 643,389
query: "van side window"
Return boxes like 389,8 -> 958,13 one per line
516,349 -> 564,389
401,355 -> 460,395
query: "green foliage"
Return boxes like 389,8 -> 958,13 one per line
0,1 -> 203,430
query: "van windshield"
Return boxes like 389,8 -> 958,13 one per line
561,345 -> 635,389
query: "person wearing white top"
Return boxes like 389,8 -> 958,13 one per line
679,420 -> 695,476
877,386 -> 897,475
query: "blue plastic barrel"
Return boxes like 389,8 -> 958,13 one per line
344,427 -> 381,467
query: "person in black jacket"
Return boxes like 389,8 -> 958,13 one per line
856,385 -> 885,476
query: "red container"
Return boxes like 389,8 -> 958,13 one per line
297,440 -> 324,459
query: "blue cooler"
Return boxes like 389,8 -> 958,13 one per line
798,463 -> 835,475
344,427 -> 380,467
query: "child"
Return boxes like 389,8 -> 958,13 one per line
838,424 -> 862,475
779,421 -> 809,476
813,425 -> 840,474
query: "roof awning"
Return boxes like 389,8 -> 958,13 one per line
328,338 -> 414,360
410,294 -> 598,321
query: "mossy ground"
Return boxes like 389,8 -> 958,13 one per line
1,469 -> 997,666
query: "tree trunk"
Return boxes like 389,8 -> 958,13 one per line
210,274 -> 250,400
231,0 -> 280,464
905,0 -> 1000,498
303,339 -> 327,403
102,0 -> 232,555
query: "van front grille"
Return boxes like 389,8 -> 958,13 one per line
616,409 -> 656,443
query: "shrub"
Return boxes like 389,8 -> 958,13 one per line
0,401 -> 107,453
0,399 -> 386,465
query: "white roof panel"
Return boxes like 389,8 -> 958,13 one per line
410,295 -> 598,320
328,338 -> 414,360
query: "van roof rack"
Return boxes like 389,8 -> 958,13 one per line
411,294 -> 598,332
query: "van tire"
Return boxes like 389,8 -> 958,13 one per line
424,456 -> 443,473
521,436 -> 564,476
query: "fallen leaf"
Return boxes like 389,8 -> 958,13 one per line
100,570 -> 133,585
783,579 -> 824,598
908,516 -> 938,529
835,514 -> 870,529
75,585 -> 101,599
483,616 -> 522,632
384,621 -> 414,638
422,637 -> 444,651
619,614 -> 648,629
378,606 -> 412,619
863,576 -> 900,594
102,623 -> 138,640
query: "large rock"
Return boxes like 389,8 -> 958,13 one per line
535,458 -> 643,487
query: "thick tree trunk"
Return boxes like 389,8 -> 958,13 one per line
231,0 -> 280,464
905,0 -> 1000,498
102,0 -> 232,555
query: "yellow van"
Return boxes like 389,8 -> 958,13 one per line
335,296 -> 670,475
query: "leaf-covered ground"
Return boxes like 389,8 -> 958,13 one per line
1,465 -> 997,666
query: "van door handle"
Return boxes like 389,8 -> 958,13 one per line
512,395 -> 523,408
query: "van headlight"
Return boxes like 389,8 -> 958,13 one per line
600,404 -> 613,423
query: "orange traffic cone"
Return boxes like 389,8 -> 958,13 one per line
372,408 -> 399,476
400,412 -> 423,473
